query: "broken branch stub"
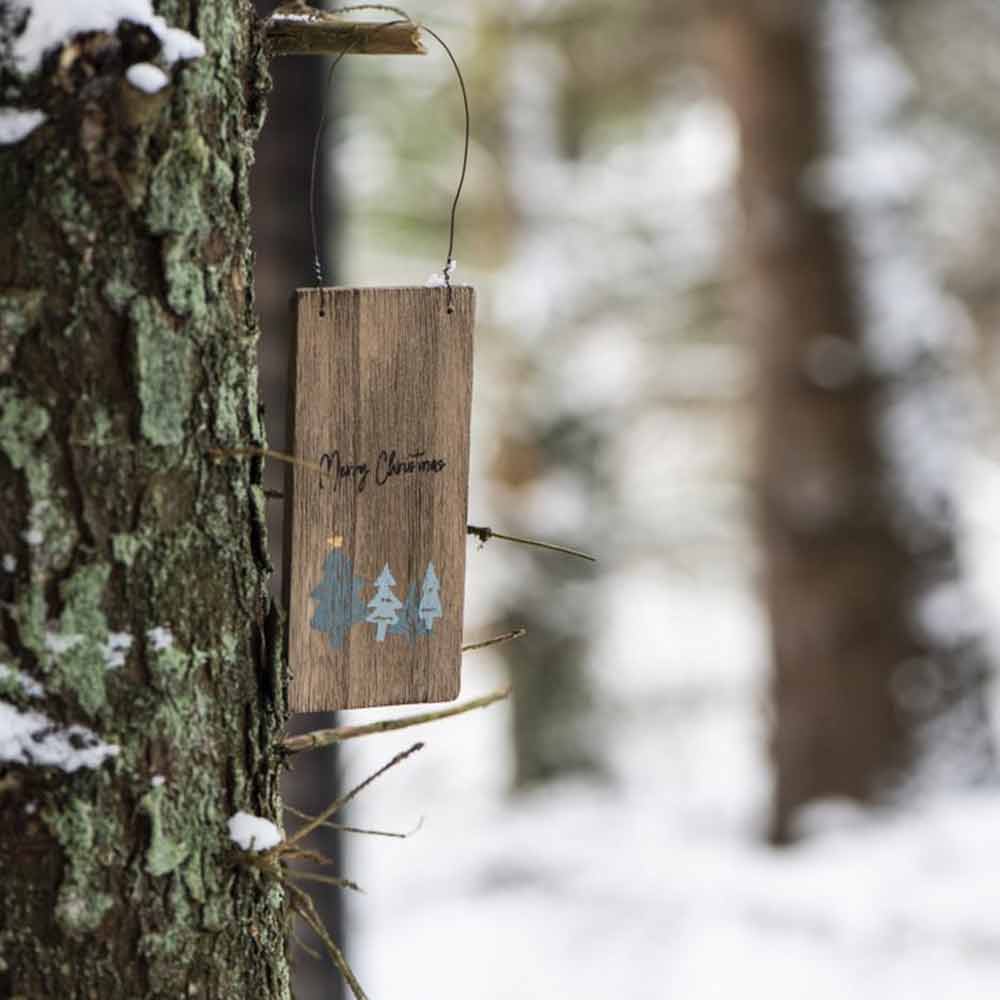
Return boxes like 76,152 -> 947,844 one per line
265,6 -> 426,57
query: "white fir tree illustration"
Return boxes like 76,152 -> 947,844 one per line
367,563 -> 403,642
418,561 -> 443,633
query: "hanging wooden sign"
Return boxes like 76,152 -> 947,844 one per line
285,286 -> 475,711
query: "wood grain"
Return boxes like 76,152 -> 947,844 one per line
286,287 -> 474,711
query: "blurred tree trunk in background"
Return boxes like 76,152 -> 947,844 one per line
497,507 -> 601,789
250,2 -> 343,995
707,0 -> 994,842
490,7 -> 605,791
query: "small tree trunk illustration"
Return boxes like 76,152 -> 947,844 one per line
366,564 -> 403,641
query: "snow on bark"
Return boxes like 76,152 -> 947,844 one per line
0,108 -> 46,144
8,0 -> 206,76
0,700 -> 119,771
146,625 -> 174,651
227,812 -> 283,852
125,62 -> 169,94
102,631 -> 133,669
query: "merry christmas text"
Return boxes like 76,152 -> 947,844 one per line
318,449 -> 447,494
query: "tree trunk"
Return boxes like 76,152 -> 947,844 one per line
0,3 -> 290,996
707,0 -> 994,842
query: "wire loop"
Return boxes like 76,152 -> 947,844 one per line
308,7 -> 470,313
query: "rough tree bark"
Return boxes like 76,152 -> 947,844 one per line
707,0 -> 994,842
0,2 -> 291,996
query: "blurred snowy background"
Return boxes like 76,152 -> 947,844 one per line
253,1 -> 1000,997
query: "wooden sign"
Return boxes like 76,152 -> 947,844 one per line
285,286 -> 475,711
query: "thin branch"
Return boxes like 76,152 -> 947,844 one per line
265,3 -> 425,56
214,450 -> 594,566
468,523 -> 596,563
207,446 -> 326,476
292,927 -> 323,962
288,869 -> 365,894
283,802 -> 421,839
288,882 -> 370,1000
462,628 -> 526,654
280,742 -> 424,848
279,846 -> 329,867
283,688 -> 510,755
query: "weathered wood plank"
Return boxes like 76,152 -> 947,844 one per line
286,286 -> 474,710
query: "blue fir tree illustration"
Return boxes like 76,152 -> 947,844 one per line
310,548 -> 366,649
418,561 -> 443,633
388,581 -> 431,642
367,563 -> 404,642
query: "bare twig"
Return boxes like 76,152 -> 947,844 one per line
235,742 -> 428,1000
279,742 -> 424,847
288,869 -> 365,894
265,3 -> 425,56
283,688 -> 510,755
462,628 -> 526,654
292,927 -> 323,962
216,452 -> 594,566
467,523 -> 596,563
207,446 -> 326,476
288,882 -> 370,1000
283,802 -> 421,839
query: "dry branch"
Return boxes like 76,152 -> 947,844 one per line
284,802 -> 420,840
264,4 -> 425,56
461,628 -> 526,654
467,523 -> 596,562
283,687 -> 510,754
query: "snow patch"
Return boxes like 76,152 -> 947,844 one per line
10,0 -> 205,76
102,631 -> 133,669
0,700 -> 119,771
157,26 -> 204,65
126,61 -> 168,94
0,663 -> 44,698
228,811 -> 282,853
147,626 -> 174,651
0,107 -> 46,144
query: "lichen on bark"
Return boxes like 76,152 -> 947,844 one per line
0,3 -> 288,997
